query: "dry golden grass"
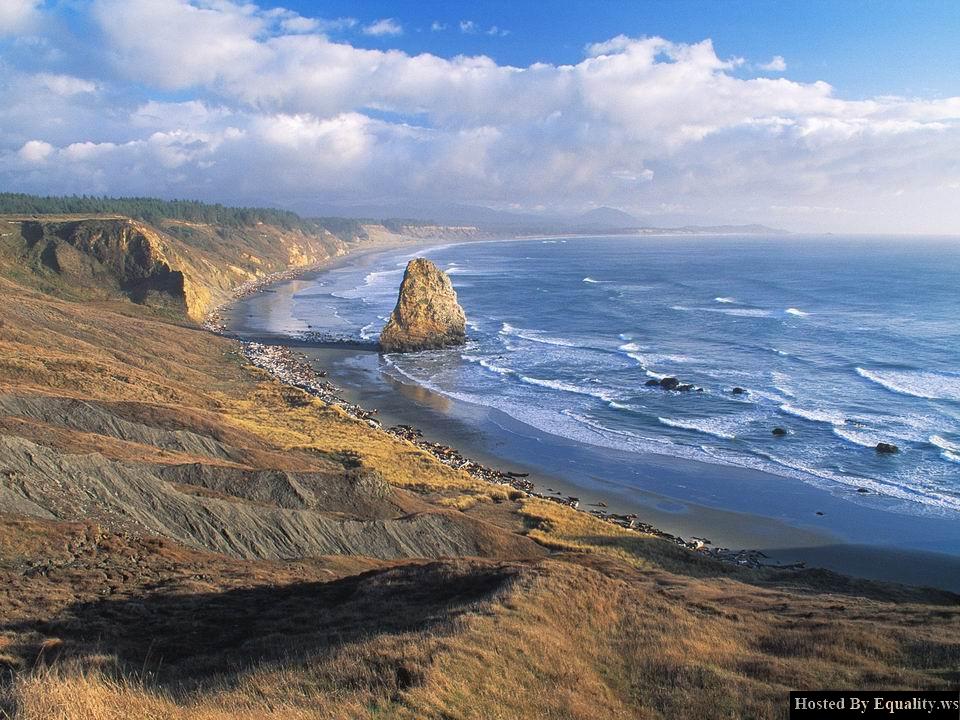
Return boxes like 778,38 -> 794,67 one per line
6,557 -> 959,720
221,384 -> 507,501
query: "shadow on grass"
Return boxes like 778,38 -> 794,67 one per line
2,560 -> 520,688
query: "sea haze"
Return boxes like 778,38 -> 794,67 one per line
292,235 -> 960,519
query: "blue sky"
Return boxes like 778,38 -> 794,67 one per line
270,0 -> 960,99
1,0 -> 959,232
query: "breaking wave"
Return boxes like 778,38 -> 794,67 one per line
856,367 -> 960,402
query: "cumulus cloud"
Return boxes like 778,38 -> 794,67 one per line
18,140 -> 54,163
760,55 -> 787,72
0,0 -> 39,34
1,0 -> 959,232
362,18 -> 402,36
34,73 -> 98,96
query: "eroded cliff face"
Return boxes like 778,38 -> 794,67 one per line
2,216 -> 348,321
380,258 -> 467,352
15,219 -> 191,314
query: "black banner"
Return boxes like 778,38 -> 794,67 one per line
790,691 -> 960,719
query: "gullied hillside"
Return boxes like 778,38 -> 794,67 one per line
0,206 -> 958,720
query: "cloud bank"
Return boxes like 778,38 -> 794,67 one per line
1,0 -> 959,232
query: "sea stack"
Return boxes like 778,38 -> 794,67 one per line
380,258 -> 467,352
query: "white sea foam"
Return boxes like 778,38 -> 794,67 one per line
785,307 -> 809,317
384,357 -> 960,514
359,322 -> 379,340
658,416 -> 736,440
517,374 -> 617,402
462,354 -> 513,377
833,426 -> 885,448
943,451 -> 960,464
770,371 -> 797,398
714,296 -> 736,304
930,435 -> 960,452
583,276 -> 606,284
617,342 -> 691,367
779,403 -> 846,426
331,268 -> 402,300
672,305 -> 772,318
723,308 -> 773,317
499,322 -> 582,348
856,367 -> 960,402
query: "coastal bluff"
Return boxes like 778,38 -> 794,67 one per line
380,258 -> 467,352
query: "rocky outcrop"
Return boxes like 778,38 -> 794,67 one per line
380,258 -> 467,352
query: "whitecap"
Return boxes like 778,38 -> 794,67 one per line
461,354 -> 513,377
658,416 -> 736,440
517,374 -> 617,402
833,426 -> 886,448
583,277 -> 605,284
942,451 -> 960,464
770,371 -> 797,398
856,367 -> 960,402
714,297 -> 736,304
672,305 -> 772,318
779,403 -> 846,426
499,322 -> 582,348
785,308 -> 809,317
617,342 -> 691,368
930,435 -> 960,453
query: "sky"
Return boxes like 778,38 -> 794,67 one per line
1,1 -> 959,232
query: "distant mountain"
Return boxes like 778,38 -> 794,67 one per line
574,207 -> 639,228
279,199 -> 790,235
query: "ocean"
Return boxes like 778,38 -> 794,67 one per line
284,235 -> 960,524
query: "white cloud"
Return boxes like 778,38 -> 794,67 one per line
459,20 -> 507,36
0,0 -> 39,34
430,21 -> 446,32
362,18 -> 402,36
760,55 -> 787,72
34,73 -> 98,96
92,0 -> 270,88
2,0 -> 960,232
18,140 -> 54,163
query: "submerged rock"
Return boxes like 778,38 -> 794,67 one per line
380,258 -> 467,352
772,427 -> 787,436
875,442 -> 899,454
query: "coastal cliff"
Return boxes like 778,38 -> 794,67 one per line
380,258 -> 467,352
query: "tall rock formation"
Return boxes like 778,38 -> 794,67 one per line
380,258 -> 467,352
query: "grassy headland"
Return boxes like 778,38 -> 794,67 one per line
0,200 -> 957,719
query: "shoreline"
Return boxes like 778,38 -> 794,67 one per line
237,340 -> 779,569
206,238 -> 784,568
214,238 -> 960,591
